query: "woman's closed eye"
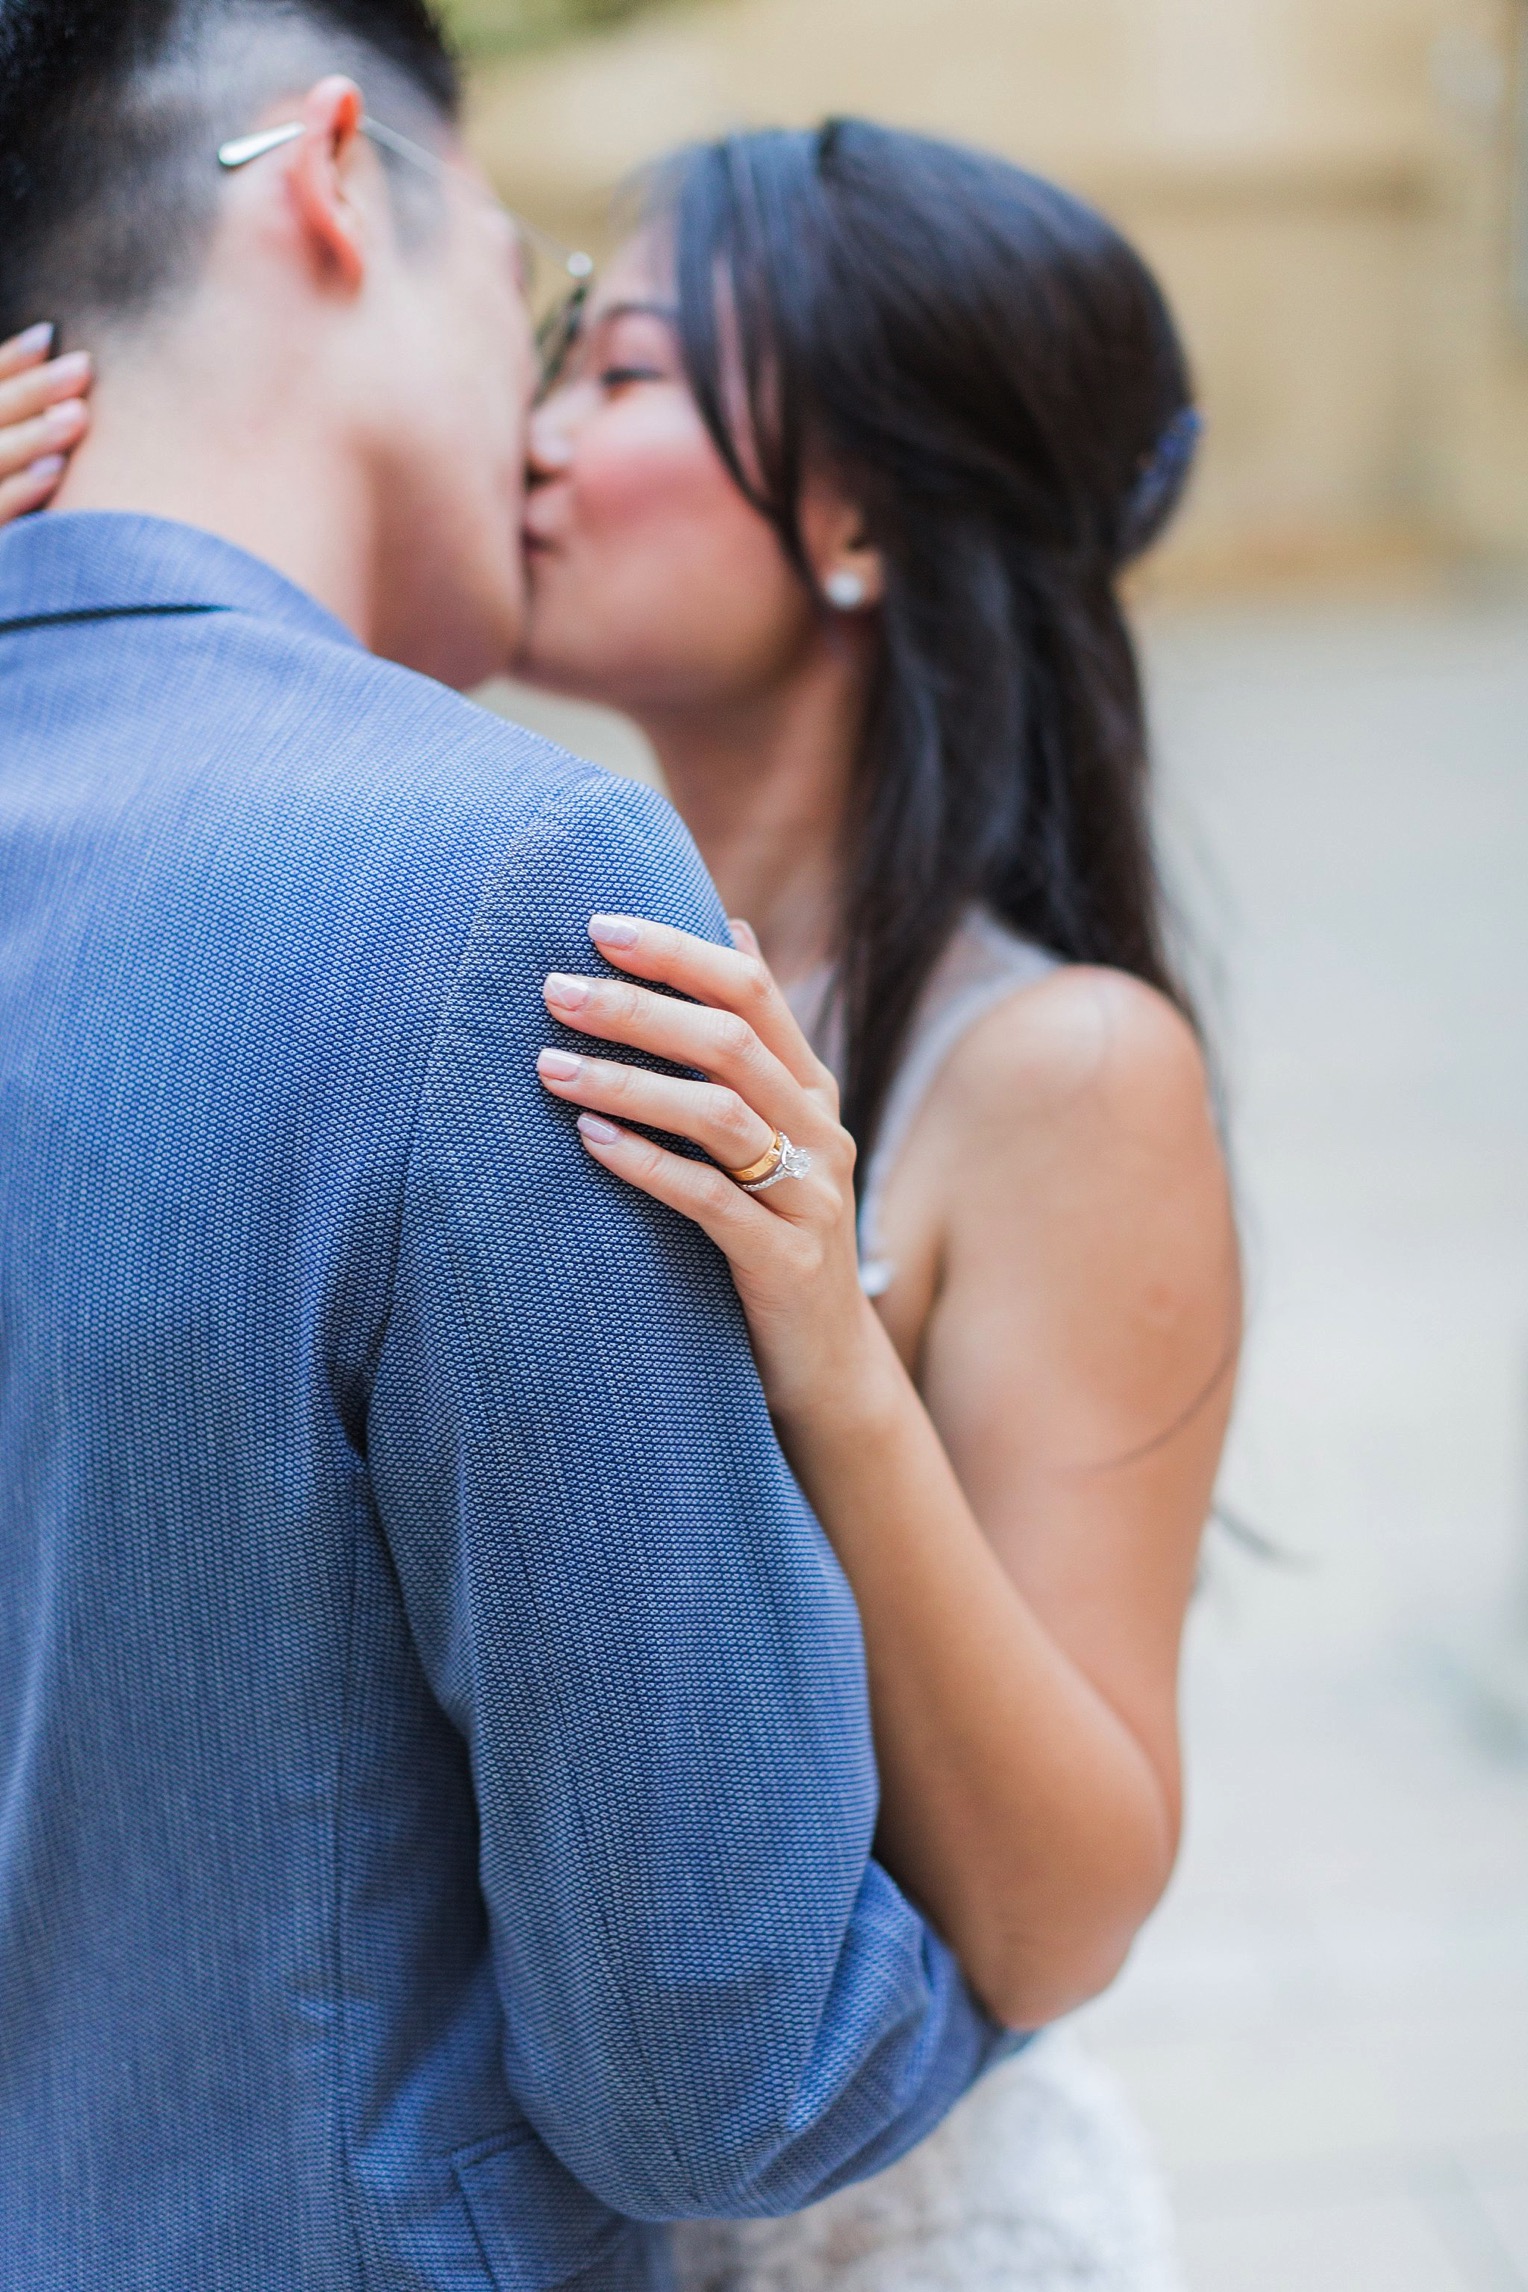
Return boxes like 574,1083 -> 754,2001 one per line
588,304 -> 681,386
599,365 -> 667,391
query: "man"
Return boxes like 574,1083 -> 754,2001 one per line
0,3 -> 1002,2285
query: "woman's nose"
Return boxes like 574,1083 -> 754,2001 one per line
527,401 -> 577,481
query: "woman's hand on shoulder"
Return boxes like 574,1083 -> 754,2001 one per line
0,328 -> 91,526
538,915 -> 888,1429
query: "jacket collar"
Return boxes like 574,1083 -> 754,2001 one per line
0,511 -> 361,650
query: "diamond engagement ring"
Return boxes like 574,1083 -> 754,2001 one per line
726,1130 -> 814,1194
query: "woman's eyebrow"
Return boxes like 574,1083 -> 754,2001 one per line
587,298 -> 681,327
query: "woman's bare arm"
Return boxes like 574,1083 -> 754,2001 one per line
825,968 -> 1239,2020
538,918 -> 1239,2028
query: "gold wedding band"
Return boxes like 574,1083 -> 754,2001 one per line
725,1131 -> 785,1188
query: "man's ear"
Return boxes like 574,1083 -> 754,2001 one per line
286,76 -> 371,292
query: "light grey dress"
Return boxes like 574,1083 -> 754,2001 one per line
669,909 -> 1184,2292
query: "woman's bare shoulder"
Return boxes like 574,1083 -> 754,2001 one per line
880,961 -> 1233,1359
920,963 -> 1238,1421
935,962 -> 1217,1165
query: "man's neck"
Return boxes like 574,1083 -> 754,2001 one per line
53,327 -> 378,646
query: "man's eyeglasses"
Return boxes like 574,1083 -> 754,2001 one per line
217,116 -> 594,383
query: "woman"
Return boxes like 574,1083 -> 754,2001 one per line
0,120 -> 1238,2289
524,129 -> 1238,2292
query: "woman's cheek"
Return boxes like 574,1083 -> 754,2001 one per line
539,391 -> 811,696
576,398 -> 731,550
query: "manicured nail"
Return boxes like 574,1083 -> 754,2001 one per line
25,455 -> 65,482
538,1048 -> 583,1081
588,914 -> 639,950
544,973 -> 590,1010
51,351 -> 91,384
14,322 -> 54,357
578,1113 -> 620,1145
43,398 -> 84,438
728,917 -> 760,954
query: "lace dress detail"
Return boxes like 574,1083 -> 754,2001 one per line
669,911 -> 1184,2292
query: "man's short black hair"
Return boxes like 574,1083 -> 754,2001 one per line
0,0 -> 461,341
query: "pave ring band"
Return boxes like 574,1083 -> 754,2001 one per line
726,1129 -> 814,1193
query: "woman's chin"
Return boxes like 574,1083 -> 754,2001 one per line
509,639 -> 616,709
512,599 -> 676,715
508,605 -> 569,692
509,632 -> 566,686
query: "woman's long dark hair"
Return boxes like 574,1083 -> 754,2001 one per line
656,121 -> 1201,1166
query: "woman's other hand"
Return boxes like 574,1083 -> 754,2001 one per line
0,326 -> 92,525
539,916 -> 886,1431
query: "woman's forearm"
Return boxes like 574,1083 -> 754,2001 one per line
778,1312 -> 1178,2029
533,918 -> 1202,2032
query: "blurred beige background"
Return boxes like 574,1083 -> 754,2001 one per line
453,5 -> 1528,2289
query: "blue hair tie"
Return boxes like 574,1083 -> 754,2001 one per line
1123,405 -> 1203,550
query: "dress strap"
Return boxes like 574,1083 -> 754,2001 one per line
784,914 -> 1061,1296
857,914 -> 1059,1295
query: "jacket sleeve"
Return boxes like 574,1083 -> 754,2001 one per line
367,769 -> 1007,2222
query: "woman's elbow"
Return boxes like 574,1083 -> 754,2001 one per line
976,1921 -> 1140,2031
971,1839 -> 1178,2029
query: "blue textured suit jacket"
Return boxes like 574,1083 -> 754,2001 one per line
0,514 -> 1000,2290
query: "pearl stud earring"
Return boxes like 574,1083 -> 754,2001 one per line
824,569 -> 868,610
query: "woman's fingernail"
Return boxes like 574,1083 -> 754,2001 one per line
589,914 -> 639,950
538,1048 -> 582,1081
728,917 -> 760,954
51,350 -> 91,384
43,398 -> 84,438
578,1113 -> 620,1145
15,322 -> 54,357
25,455 -> 65,482
544,973 -> 590,1010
